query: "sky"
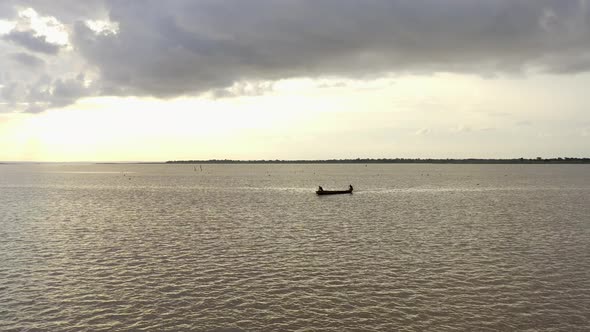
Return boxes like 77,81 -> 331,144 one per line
0,0 -> 589,162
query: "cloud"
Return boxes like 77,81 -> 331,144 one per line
72,1 -> 590,97
10,52 -> 44,67
0,4 -> 16,19
211,81 -> 275,99
3,29 -> 61,54
49,74 -> 92,107
0,6 -> 94,113
0,0 -> 106,22
3,0 -> 590,112
0,74 -> 93,113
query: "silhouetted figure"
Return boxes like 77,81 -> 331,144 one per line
349,184 -> 353,191
318,186 -> 324,192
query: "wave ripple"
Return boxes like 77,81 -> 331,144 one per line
1,164 -> 589,331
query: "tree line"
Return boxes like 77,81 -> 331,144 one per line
166,157 -> 590,164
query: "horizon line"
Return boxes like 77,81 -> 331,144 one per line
2,157 -> 590,164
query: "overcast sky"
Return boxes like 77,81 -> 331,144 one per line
0,0 -> 589,161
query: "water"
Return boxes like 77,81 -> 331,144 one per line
1,163 -> 589,331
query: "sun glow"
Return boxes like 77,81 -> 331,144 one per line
0,92 -> 310,161
0,20 -> 16,35
2,73 -> 589,161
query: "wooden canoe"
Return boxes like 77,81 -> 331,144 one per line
316,189 -> 353,195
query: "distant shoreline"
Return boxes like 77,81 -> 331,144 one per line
166,158 -> 590,164
3,158 -> 589,165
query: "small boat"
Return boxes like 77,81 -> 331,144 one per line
316,185 -> 353,195
316,189 -> 353,195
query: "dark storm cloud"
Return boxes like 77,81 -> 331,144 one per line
3,0 -> 590,112
69,0 -> 590,99
3,29 -> 61,54
0,73 -> 91,113
49,74 -> 91,107
0,0 -> 106,21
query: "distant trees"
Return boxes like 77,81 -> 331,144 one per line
166,158 -> 590,164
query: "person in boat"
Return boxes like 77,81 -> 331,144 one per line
318,186 -> 324,192
349,184 -> 353,191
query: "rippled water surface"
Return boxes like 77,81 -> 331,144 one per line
1,163 -> 589,331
